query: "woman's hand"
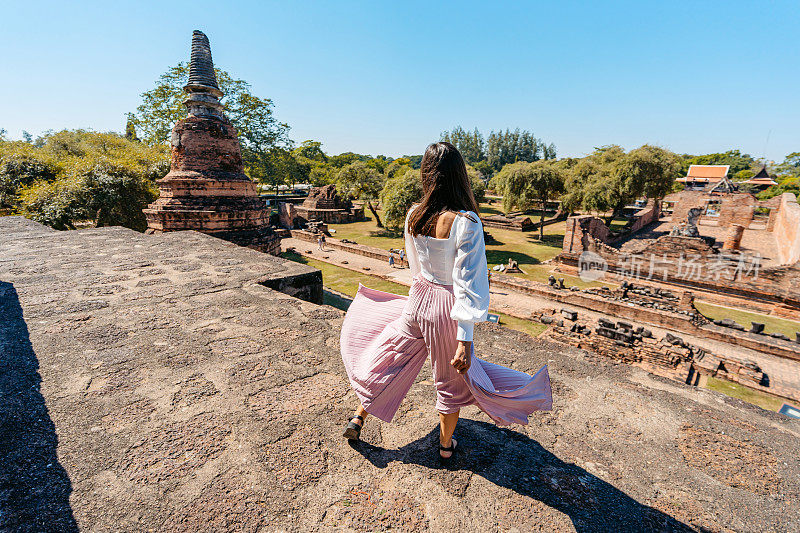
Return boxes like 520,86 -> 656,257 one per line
451,340 -> 472,374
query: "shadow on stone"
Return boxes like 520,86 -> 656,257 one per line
351,419 -> 700,532
0,281 -> 77,531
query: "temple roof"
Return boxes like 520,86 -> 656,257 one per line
745,166 -> 778,186
676,165 -> 730,182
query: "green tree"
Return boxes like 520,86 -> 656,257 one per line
472,159 -> 494,178
293,140 -> 327,163
0,141 -> 58,209
380,167 -> 422,228
465,164 -> 487,205
682,149 -> 756,177
492,160 -> 565,239
573,145 -> 681,224
403,154 -> 423,169
248,147 -> 305,195
337,161 -> 385,227
130,62 -> 290,149
11,130 -> 168,230
775,152 -> 800,178
486,129 -> 547,170
440,126 -> 485,163
124,115 -> 138,141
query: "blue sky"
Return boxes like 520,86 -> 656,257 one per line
1,1 -> 798,161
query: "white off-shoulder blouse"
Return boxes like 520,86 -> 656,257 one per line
404,204 -> 490,342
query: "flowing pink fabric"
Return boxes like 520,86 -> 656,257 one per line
341,277 -> 552,426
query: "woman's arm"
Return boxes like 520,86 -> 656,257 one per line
450,211 -> 490,343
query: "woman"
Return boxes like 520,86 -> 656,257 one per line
340,142 -> 552,463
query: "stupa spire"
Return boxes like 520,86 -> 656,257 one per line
183,30 -> 224,117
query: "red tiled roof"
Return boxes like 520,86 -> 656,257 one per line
685,165 -> 729,180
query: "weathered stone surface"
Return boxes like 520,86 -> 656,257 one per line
2,217 -> 799,532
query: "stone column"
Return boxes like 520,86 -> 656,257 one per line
722,224 -> 745,251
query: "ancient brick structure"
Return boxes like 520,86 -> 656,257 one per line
771,193 -> 800,264
290,184 -> 364,225
143,31 -> 280,255
536,309 -> 800,402
562,215 -> 612,254
480,213 -> 535,231
723,224 -> 745,251
557,191 -> 800,315
626,199 -> 661,233
664,190 -> 757,228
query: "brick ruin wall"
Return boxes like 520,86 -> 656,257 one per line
772,193 -> 800,265
563,215 -> 611,253
558,193 -> 800,312
293,206 -> 364,224
627,199 -> 661,233
666,191 -> 756,228
537,308 -> 800,403
560,230 -> 800,311
490,271 -> 800,361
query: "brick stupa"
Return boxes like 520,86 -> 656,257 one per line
144,30 -> 280,254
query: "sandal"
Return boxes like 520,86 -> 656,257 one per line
343,415 -> 364,440
438,437 -> 458,465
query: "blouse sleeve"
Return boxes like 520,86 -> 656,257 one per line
404,205 -> 421,279
450,211 -> 490,342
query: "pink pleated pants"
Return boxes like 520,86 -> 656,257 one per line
340,275 -> 552,426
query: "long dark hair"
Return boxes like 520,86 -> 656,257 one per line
407,141 -> 479,236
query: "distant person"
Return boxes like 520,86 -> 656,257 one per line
317,233 -> 326,251
399,248 -> 405,266
340,142 -> 552,465
388,254 -> 395,268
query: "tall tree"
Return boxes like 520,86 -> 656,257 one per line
292,140 -> 327,163
485,128 -> 548,170
337,161 -> 385,227
440,126 -> 485,163
124,114 -> 138,141
492,160 -> 565,239
130,62 -> 291,154
379,167 -> 422,228
572,145 -> 681,224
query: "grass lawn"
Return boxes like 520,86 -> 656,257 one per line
704,377 -> 787,412
280,251 -> 547,339
694,301 -> 800,338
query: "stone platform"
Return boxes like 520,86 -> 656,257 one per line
1,216 -> 799,532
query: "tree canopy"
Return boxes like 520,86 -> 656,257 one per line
681,149 -> 757,178
491,160 -> 565,239
129,62 -> 291,149
560,145 -> 681,223
379,167 -> 422,228
441,126 -> 557,174
1,130 -> 168,230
